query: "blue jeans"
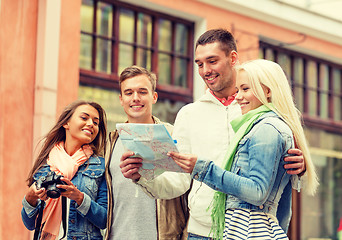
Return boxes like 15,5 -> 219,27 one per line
187,232 -> 213,240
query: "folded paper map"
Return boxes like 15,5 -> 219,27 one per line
116,123 -> 184,180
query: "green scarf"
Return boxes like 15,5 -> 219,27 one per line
209,104 -> 272,240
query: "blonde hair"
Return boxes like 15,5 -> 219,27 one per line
235,59 -> 318,195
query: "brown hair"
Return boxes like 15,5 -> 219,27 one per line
119,65 -> 157,93
196,28 -> 237,56
27,100 -> 107,186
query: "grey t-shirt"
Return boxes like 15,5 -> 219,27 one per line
109,138 -> 157,240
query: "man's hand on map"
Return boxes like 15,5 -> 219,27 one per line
167,152 -> 198,173
284,148 -> 306,176
120,151 -> 143,181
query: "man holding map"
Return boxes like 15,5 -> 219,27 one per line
104,65 -> 188,240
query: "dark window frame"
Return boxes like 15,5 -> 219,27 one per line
80,0 -> 194,103
260,41 -> 342,134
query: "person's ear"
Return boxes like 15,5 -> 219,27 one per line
119,94 -> 123,106
152,92 -> 158,104
265,87 -> 271,100
230,50 -> 239,66
63,122 -> 69,130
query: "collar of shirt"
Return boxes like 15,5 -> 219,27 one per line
210,90 -> 237,106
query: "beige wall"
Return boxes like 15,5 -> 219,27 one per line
0,0 -> 80,239
57,0 -> 82,113
0,0 -> 38,239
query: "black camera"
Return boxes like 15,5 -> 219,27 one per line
36,171 -> 66,199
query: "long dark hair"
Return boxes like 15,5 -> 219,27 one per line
27,100 -> 107,186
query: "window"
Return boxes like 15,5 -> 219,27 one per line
301,154 -> 342,240
259,41 -> 342,134
80,0 -> 194,103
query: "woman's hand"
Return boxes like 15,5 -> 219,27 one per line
167,152 -> 198,173
25,183 -> 49,206
58,177 -> 84,206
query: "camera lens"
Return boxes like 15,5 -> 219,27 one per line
46,182 -> 62,198
47,189 -> 61,198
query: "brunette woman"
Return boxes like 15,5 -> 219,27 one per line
21,100 -> 107,240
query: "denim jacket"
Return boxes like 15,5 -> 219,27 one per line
191,111 -> 294,232
21,155 -> 107,240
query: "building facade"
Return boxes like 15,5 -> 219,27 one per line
1,0 -> 341,239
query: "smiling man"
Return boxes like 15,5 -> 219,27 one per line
118,69 -> 158,124
104,66 -> 188,240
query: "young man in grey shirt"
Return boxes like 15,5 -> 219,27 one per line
104,66 -> 188,240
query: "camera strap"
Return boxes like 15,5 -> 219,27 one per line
60,196 -> 67,240
33,200 -> 45,240
32,197 -> 67,240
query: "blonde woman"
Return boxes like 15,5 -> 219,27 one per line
168,59 -> 318,239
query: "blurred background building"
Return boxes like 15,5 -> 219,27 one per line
1,0 -> 341,239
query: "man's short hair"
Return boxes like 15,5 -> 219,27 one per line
195,28 -> 237,56
119,66 -> 157,93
